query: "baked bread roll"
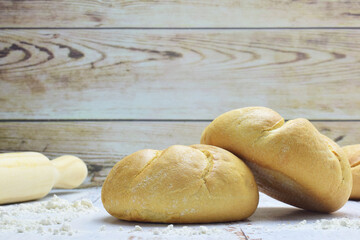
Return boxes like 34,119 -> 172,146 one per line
101,144 -> 258,223
201,107 -> 352,212
342,144 -> 360,200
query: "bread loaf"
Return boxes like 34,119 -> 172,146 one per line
201,107 -> 352,212
101,144 -> 259,223
342,144 -> 360,200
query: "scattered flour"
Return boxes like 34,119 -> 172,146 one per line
246,218 -> 360,234
297,220 -> 307,226
314,218 -> 360,230
3,195 -> 358,237
147,224 -> 225,236
289,218 -> 360,230
276,218 -> 360,231
0,195 -> 98,235
99,225 -> 106,231
134,225 -> 143,231
126,224 -> 226,236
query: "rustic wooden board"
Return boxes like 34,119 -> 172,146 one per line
1,189 -> 360,240
1,0 -> 360,28
0,121 -> 358,186
1,30 -> 360,120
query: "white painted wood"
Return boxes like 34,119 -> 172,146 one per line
1,0 -> 360,27
1,189 -> 359,240
1,30 -> 360,120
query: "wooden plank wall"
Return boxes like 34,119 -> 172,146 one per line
1,0 -> 360,187
1,0 -> 360,27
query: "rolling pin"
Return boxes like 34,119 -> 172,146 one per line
0,152 -> 88,205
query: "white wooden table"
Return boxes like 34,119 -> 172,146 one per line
2,187 -> 360,240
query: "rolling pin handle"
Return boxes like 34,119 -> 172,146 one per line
51,155 -> 88,189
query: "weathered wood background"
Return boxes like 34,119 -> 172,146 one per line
1,0 -> 359,187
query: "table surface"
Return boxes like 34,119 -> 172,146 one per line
1,187 -> 360,240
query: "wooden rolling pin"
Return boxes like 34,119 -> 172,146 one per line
0,152 -> 88,205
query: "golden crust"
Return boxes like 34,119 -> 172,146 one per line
201,107 -> 352,212
101,144 -> 259,223
342,144 -> 360,200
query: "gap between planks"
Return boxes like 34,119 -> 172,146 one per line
2,27 -> 360,30
0,119 -> 360,122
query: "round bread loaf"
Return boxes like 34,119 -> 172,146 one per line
201,107 -> 352,212
342,144 -> 360,200
101,144 -> 259,223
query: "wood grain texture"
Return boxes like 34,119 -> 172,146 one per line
1,30 -> 360,120
0,121 -> 358,186
1,0 -> 360,28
